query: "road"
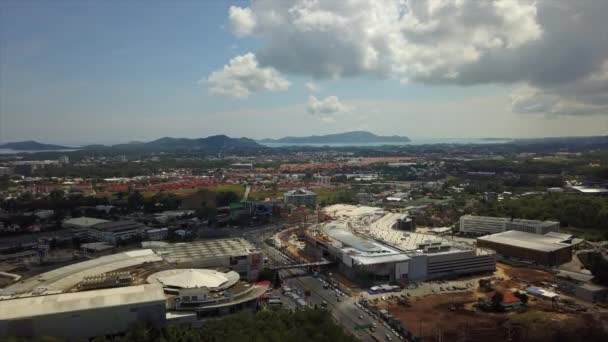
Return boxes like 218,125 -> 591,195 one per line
244,230 -> 398,342
242,184 -> 251,202
283,274 -> 398,342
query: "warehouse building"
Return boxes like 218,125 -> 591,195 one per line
63,217 -> 147,245
63,216 -> 110,238
459,215 -> 560,235
148,238 -> 263,281
88,220 -> 147,245
477,230 -> 573,266
0,284 -> 166,339
284,189 -> 317,208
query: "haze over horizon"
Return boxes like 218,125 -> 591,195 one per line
1,0 -> 608,145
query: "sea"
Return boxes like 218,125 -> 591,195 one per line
259,138 -> 511,148
0,149 -> 78,155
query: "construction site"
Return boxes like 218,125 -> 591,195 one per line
271,204 -> 608,341
282,205 -> 496,286
357,262 -> 608,341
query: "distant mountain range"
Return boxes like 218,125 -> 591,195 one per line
0,135 -> 263,152
106,135 -> 262,152
0,140 -> 72,151
259,131 -> 411,144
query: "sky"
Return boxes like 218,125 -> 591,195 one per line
1,0 -> 607,146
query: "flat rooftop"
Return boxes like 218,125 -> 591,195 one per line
154,239 -> 256,264
461,215 -> 559,227
2,249 -> 163,295
0,284 -> 165,320
477,230 -> 572,252
63,216 -> 109,227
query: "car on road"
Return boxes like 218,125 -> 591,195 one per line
358,315 -> 363,319
385,334 -> 392,341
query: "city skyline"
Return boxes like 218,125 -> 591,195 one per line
1,0 -> 608,145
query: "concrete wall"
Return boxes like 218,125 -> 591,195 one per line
407,255 -> 428,281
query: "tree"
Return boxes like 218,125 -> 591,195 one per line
491,292 -> 504,311
127,191 -> 145,211
216,191 -> 239,207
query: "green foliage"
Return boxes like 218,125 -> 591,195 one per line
583,253 -> 608,286
27,309 -> 357,342
195,309 -> 356,342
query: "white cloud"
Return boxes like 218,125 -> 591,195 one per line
226,0 -> 608,116
510,59 -> 608,116
206,53 -> 290,98
232,0 -> 541,81
305,81 -> 320,92
321,116 -> 336,123
307,95 -> 351,115
229,6 -> 256,37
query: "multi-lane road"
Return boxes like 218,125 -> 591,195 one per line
244,228 -> 400,341
283,274 -> 399,341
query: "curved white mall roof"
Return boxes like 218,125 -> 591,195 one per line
147,269 -> 239,290
323,223 -> 383,253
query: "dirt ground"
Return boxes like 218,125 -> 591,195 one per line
498,263 -> 555,284
382,290 -> 607,342
383,291 -> 509,341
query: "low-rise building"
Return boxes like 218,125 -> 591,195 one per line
63,217 -> 146,245
460,215 -> 560,235
63,217 -> 110,238
477,230 -> 573,266
147,227 -> 169,241
0,284 -> 166,339
284,189 -> 317,208
89,220 -> 147,245
575,283 -> 608,303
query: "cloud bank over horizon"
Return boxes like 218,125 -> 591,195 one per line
214,0 -> 608,117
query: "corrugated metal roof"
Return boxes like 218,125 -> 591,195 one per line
63,216 -> 109,227
0,284 -> 165,320
477,230 -> 571,252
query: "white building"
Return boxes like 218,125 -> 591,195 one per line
0,284 -> 166,339
88,220 -> 147,245
284,189 -> 317,208
57,155 -> 70,164
63,217 -> 110,238
63,217 -> 146,245
459,215 -> 560,235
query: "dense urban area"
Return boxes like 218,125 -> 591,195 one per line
0,136 -> 607,342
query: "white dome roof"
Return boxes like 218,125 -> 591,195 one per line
147,269 -> 239,290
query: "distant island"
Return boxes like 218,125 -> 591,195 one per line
259,131 -> 410,145
0,140 -> 72,151
0,135 -> 263,153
